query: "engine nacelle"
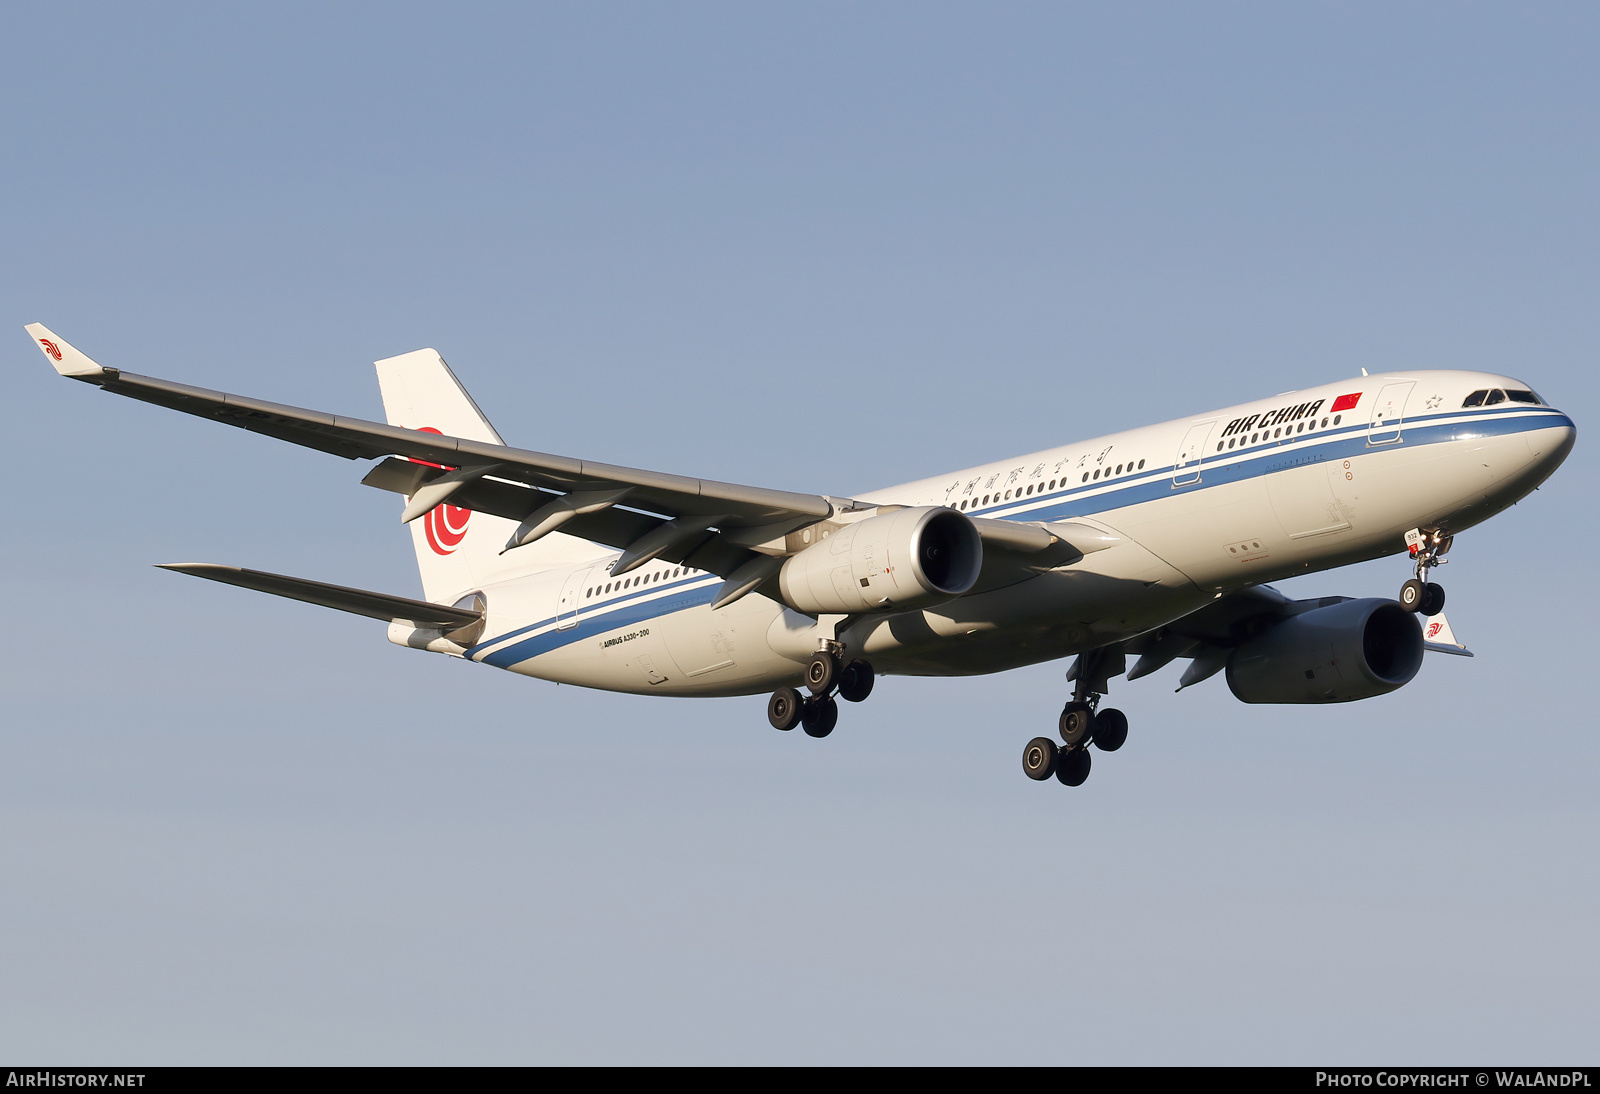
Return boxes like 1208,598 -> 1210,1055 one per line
1225,598 -> 1424,704
778,506 -> 983,615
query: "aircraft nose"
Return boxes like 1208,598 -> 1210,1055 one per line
1523,413 -> 1576,482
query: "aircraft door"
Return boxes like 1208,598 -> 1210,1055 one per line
555,566 -> 591,630
1368,381 -> 1415,446
1172,421 -> 1216,486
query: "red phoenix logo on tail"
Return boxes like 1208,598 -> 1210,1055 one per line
39,338 -> 62,361
411,427 -> 470,556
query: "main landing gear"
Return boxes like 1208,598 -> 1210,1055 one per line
1398,527 -> 1451,616
767,651 -> 874,739
1023,648 -> 1130,788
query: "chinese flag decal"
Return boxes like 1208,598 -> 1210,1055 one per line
1330,392 -> 1362,412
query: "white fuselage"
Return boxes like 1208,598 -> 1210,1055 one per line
420,370 -> 1574,697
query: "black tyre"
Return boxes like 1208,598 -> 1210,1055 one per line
837,660 -> 875,703
1399,578 -> 1425,612
1419,582 -> 1446,616
1091,707 -> 1128,752
1056,746 -> 1091,786
1059,701 -> 1095,747
805,652 -> 839,696
801,696 -> 838,738
1023,736 -> 1058,781
768,687 -> 803,731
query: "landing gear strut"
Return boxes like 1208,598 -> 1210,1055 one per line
768,650 -> 874,739
1022,646 -> 1131,788
1399,527 -> 1451,615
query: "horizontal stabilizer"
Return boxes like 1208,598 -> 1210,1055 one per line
157,563 -> 482,629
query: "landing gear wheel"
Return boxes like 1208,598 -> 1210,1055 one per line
768,687 -> 803,731
1399,578 -> 1425,612
1091,707 -> 1128,752
805,651 -> 839,696
1419,582 -> 1446,616
837,660 -> 875,703
1056,747 -> 1091,786
801,696 -> 838,738
1059,701 -> 1095,748
1023,736 -> 1058,781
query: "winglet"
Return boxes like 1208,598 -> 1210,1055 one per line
1422,611 -> 1473,657
24,324 -> 115,380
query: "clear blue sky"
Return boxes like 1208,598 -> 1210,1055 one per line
3,2 -> 1596,1064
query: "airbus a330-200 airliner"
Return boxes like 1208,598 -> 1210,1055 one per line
28,324 -> 1575,787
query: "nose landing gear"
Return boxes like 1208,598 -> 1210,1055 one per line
1399,527 -> 1451,615
1022,648 -> 1130,788
767,651 -> 874,740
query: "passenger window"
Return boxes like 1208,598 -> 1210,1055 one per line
1485,389 -> 1506,405
1081,473 -> 1089,483
1462,390 -> 1488,408
1137,460 -> 1145,469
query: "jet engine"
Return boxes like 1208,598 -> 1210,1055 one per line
778,506 -> 983,615
1225,598 -> 1424,704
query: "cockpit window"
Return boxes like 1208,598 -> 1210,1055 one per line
1506,389 -> 1541,404
1484,389 -> 1506,405
1462,390 -> 1488,407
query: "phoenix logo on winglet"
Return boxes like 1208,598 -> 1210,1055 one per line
39,338 -> 62,361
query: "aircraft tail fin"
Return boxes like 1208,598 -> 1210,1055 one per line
374,349 -> 526,602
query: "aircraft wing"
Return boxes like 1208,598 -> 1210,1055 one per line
1104,584 -> 1469,693
28,325 -> 834,577
30,324 -> 1114,605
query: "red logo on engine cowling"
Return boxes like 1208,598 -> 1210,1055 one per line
39,338 -> 62,361
410,427 -> 470,556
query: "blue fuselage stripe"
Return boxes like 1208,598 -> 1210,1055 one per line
471,407 -> 1572,667
470,576 -> 719,667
